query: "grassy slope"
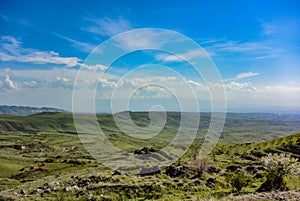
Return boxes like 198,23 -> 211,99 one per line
1,112 -> 300,143
0,132 -> 299,200
0,112 -> 300,200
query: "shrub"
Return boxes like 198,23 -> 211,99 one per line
188,159 -> 208,178
225,171 -> 250,193
258,153 -> 300,192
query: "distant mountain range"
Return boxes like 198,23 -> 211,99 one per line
0,105 -> 67,116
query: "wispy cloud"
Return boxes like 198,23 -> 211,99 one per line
0,36 -> 108,71
235,72 -> 259,79
261,18 -> 300,37
155,49 -> 208,62
253,54 -> 278,60
201,19 -> 299,60
0,36 -> 80,67
224,72 -> 259,82
115,29 -> 166,50
200,35 -> 281,60
0,14 -> 8,22
203,40 -> 279,57
83,17 -> 132,37
55,34 -> 97,53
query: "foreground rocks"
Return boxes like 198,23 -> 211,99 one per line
231,190 -> 300,201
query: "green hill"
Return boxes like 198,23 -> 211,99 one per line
0,111 -> 300,200
1,112 -> 300,144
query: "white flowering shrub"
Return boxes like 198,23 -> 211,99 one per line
258,153 -> 300,192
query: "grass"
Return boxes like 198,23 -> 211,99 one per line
0,112 -> 300,200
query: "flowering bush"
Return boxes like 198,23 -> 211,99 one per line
258,153 -> 300,192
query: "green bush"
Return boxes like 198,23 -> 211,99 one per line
226,171 -> 250,193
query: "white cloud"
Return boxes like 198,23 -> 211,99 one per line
79,63 -> 107,71
96,76 -> 180,100
56,77 -> 71,83
236,72 -> 259,79
98,78 -> 117,88
47,77 -> 74,89
115,29 -> 166,50
5,75 -> 18,90
0,75 -> 18,91
133,85 -> 173,99
18,51 -> 79,67
155,54 -> 182,62
1,67 -> 299,111
123,76 -> 178,88
253,54 -> 278,60
222,82 -> 258,92
224,72 -> 259,82
155,49 -> 208,62
187,80 -> 207,91
214,41 -> 270,52
1,68 -> 112,91
0,36 -> 80,67
0,36 -> 108,71
83,17 -> 132,37
0,36 -> 81,67
24,81 -> 38,88
201,38 -> 281,60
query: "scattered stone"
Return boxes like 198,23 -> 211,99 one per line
30,188 -> 43,195
112,170 -> 122,176
134,147 -> 157,154
64,186 -> 79,192
138,166 -> 161,176
254,172 -> 264,179
226,165 -> 241,172
15,189 -> 27,197
251,150 -> 266,158
78,178 -> 90,187
245,166 -> 258,174
207,166 -> 221,174
88,193 -> 93,200
177,182 -> 184,187
241,154 -> 255,161
205,178 -> 216,187
189,179 -> 202,186
165,165 -> 189,178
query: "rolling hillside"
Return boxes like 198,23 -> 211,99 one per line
0,126 -> 299,200
0,112 -> 300,144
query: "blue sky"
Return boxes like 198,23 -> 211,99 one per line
0,0 -> 300,113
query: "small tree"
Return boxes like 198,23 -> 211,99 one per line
188,159 -> 208,178
258,153 -> 300,192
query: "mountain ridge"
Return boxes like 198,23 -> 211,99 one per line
0,105 -> 68,116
